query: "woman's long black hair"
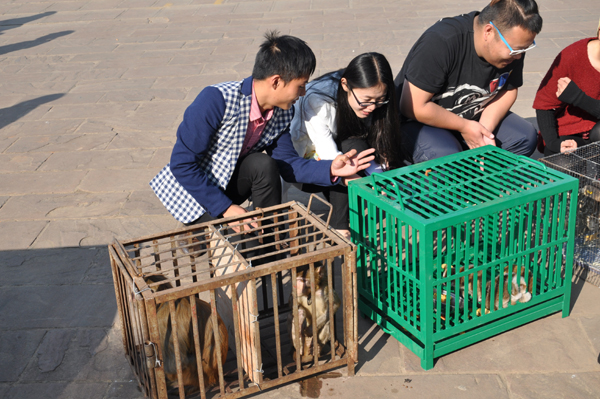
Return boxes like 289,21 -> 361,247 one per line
335,52 -> 403,168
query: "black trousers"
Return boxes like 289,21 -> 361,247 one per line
188,152 -> 281,225
184,152 -> 282,265
302,137 -> 370,230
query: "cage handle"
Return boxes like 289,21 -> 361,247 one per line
307,193 -> 333,227
517,155 -> 547,170
370,174 -> 405,211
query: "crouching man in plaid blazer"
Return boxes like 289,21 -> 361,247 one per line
150,31 -> 374,226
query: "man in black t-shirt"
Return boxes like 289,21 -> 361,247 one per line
396,0 -> 542,163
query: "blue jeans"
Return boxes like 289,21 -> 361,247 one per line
403,112 -> 538,164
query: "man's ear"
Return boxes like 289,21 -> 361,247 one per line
269,75 -> 283,90
483,23 -> 494,41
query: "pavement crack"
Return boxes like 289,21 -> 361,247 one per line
35,153 -> 53,171
28,221 -> 50,248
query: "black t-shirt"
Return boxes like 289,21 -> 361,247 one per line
395,11 -> 524,121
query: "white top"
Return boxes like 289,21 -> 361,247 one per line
290,71 -> 384,175
290,72 -> 343,161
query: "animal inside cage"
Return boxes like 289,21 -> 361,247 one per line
348,146 -> 579,370
108,196 -> 357,399
541,142 -> 600,287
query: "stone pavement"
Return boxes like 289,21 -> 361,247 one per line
0,0 -> 599,398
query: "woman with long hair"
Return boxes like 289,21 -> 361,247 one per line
289,52 -> 403,237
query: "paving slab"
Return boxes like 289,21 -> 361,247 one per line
3,382 -> 110,399
0,285 -> 116,329
0,220 -> 48,250
0,246 -> 107,285
505,372 -> 600,399
0,152 -> 50,172
30,216 -> 177,248
0,330 -> 47,382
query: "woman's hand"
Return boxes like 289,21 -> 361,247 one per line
556,77 -> 571,98
330,148 -> 375,178
560,139 -> 577,153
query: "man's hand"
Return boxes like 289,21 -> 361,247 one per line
461,120 -> 495,149
331,148 -> 375,178
560,139 -> 577,153
222,204 -> 258,233
556,77 -> 571,98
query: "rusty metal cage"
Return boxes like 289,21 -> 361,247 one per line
108,197 -> 357,399
541,142 -> 600,286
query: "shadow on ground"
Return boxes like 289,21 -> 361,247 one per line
0,12 -> 56,35
0,246 -> 140,398
0,94 -> 65,130
0,30 -> 74,56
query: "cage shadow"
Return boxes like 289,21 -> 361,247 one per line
353,314 -> 393,374
0,245 -> 139,398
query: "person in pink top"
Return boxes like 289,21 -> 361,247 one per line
533,20 -> 600,156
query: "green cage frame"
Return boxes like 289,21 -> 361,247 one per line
349,146 -> 579,370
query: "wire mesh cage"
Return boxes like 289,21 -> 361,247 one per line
108,197 -> 357,399
541,142 -> 600,286
348,146 -> 579,370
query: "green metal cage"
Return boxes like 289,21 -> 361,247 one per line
348,146 -> 579,370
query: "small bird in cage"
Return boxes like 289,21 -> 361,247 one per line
582,185 -> 600,202
288,262 -> 341,362
145,274 -> 229,395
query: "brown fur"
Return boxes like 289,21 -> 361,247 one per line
146,274 -> 228,394
446,264 -> 533,312
287,263 -> 341,362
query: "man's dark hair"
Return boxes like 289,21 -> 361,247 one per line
252,31 -> 316,82
479,0 -> 543,34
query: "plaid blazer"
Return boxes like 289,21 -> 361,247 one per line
149,78 -> 294,223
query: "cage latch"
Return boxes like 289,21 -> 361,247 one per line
144,341 -> 161,369
132,281 -> 151,300
252,363 -> 264,390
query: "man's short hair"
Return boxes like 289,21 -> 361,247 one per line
252,31 -> 316,82
479,0 -> 543,34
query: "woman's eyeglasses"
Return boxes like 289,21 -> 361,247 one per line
490,21 -> 536,56
349,87 -> 389,108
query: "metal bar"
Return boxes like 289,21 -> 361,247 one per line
230,282 -> 245,391
168,300 -> 186,399
145,298 -> 168,399
119,202 -> 305,246
136,282 -> 156,398
152,239 -> 162,271
270,273 -> 283,378
327,259 -> 336,362
108,245 -> 130,355
152,248 -> 347,304
309,262 -> 319,364
219,358 -> 349,399
291,266 -> 302,372
189,294 -> 207,399
209,290 -> 226,395
350,250 -> 358,370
